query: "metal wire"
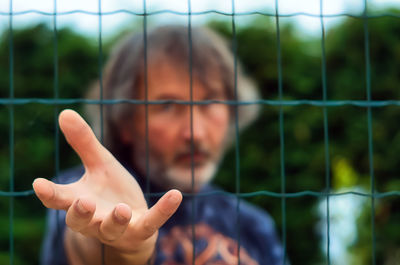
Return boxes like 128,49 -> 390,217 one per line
52,0 -> 63,257
275,0 -> 287,263
187,1 -> 196,264
97,0 -> 106,263
4,98 -> 400,107
2,1 -> 400,264
362,1 -> 377,264
8,0 -> 15,263
319,0 -> 331,264
143,0 -> 150,199
0,9 -> 399,19
1,189 -> 399,198
230,0 -> 242,264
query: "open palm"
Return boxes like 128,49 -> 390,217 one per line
33,109 -> 182,261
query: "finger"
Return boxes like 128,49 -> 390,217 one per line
58,109 -> 111,168
66,197 -> 96,232
99,203 -> 132,242
133,189 -> 182,240
33,178 -> 75,210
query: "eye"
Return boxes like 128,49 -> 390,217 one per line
160,103 -> 173,112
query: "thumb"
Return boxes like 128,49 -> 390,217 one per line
132,189 -> 182,240
33,178 -> 75,210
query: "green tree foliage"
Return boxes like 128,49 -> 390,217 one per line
0,24 -> 101,264
0,11 -> 399,264
211,11 -> 400,265
325,13 -> 400,265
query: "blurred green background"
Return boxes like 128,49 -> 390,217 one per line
0,8 -> 399,265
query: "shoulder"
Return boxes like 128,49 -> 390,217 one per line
201,184 -> 275,228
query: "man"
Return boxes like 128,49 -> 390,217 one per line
33,25 -> 285,264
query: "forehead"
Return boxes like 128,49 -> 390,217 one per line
138,60 -> 226,100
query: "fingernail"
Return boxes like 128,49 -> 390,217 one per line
114,208 -> 127,224
76,199 -> 89,214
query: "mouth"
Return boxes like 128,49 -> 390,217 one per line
174,151 -> 210,166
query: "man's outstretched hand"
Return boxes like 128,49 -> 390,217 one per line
33,109 -> 182,264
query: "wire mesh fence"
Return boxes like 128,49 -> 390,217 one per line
0,0 -> 400,264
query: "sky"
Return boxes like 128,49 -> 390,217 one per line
0,0 -> 399,38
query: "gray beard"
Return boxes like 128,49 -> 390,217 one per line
132,149 -> 220,192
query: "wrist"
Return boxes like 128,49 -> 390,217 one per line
104,244 -> 155,265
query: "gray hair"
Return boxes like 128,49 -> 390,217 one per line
86,25 -> 260,163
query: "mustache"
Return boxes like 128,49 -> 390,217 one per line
173,144 -> 211,159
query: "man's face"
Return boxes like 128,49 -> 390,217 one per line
124,62 -> 230,192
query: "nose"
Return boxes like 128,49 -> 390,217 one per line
181,106 -> 206,143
